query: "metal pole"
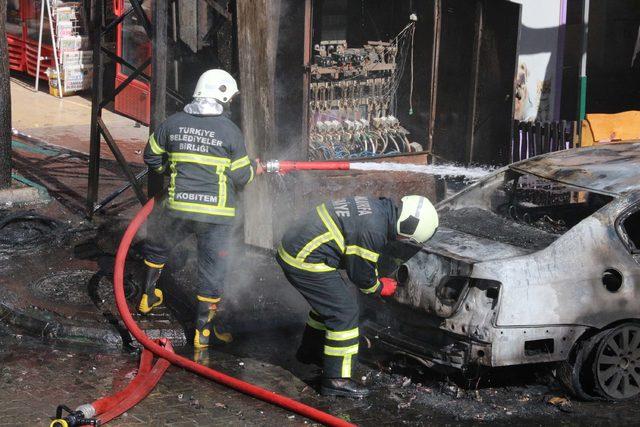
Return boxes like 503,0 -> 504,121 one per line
172,0 -> 179,92
149,0 -> 168,197
93,169 -> 149,214
34,0 -> 46,92
97,117 -> 147,204
554,0 -> 568,121
466,1 -> 483,164
45,0 -> 63,98
578,0 -> 589,122
427,0 -> 441,154
87,0 -> 104,216
301,0 -> 312,160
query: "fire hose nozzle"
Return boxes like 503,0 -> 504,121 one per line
265,160 -> 280,174
50,405 -> 98,427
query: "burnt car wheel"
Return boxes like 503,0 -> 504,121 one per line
593,323 -> 640,400
557,330 -> 605,400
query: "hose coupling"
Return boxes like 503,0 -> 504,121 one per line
50,405 -> 98,427
75,404 -> 96,419
265,160 -> 280,174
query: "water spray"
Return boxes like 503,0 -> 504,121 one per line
262,159 -> 492,180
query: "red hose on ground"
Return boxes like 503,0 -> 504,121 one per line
90,345 -> 154,415
51,341 -> 172,426
113,198 -> 355,427
96,346 -> 171,424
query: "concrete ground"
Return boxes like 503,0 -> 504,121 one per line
2,238 -> 640,426
0,180 -> 41,205
11,77 -> 148,164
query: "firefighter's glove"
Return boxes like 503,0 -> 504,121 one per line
255,158 -> 265,175
379,277 -> 397,297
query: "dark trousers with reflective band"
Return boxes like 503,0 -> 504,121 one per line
144,205 -> 232,299
277,256 -> 360,379
297,310 -> 326,359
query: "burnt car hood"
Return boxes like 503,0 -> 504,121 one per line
422,227 -> 533,263
511,142 -> 640,196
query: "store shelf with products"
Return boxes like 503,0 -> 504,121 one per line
51,2 -> 92,95
4,0 -> 91,91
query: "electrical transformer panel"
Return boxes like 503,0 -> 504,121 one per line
308,21 -> 418,160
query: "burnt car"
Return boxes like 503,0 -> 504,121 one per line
363,142 -> 640,401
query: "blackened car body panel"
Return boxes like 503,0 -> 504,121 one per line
362,143 -> 640,373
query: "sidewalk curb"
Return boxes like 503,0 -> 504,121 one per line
11,173 -> 51,201
0,182 -> 47,206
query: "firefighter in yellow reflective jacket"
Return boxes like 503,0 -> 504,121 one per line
277,195 -> 438,398
141,69 -> 260,349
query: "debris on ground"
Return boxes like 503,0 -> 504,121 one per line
545,395 -> 573,413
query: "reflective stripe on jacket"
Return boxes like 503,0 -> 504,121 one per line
279,197 -> 397,294
144,111 -> 254,224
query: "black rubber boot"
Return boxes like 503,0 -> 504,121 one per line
138,265 -> 163,314
320,378 -> 370,398
295,325 -> 324,366
194,298 -> 233,349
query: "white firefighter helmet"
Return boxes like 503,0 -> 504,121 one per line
193,69 -> 239,103
397,195 -> 438,243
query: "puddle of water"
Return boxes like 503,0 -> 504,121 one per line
0,213 -> 64,247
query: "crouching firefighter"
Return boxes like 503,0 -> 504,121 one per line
140,69 -> 261,348
276,195 -> 438,398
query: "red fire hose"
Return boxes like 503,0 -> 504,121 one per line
110,198 -> 354,427
50,340 -> 172,426
92,342 -> 172,424
89,345 -> 155,419
264,159 -> 351,174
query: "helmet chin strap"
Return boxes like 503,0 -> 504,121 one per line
414,196 -> 424,217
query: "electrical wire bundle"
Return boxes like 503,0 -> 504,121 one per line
309,116 -> 415,160
308,19 -> 417,160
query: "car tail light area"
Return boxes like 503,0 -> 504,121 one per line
437,276 -> 470,307
394,250 -> 475,318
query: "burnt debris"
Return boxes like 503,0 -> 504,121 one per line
440,207 -> 558,250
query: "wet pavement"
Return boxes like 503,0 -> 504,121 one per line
2,302 -> 640,426
9,133 -> 145,217
2,235 -> 640,426
10,78 -> 148,164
